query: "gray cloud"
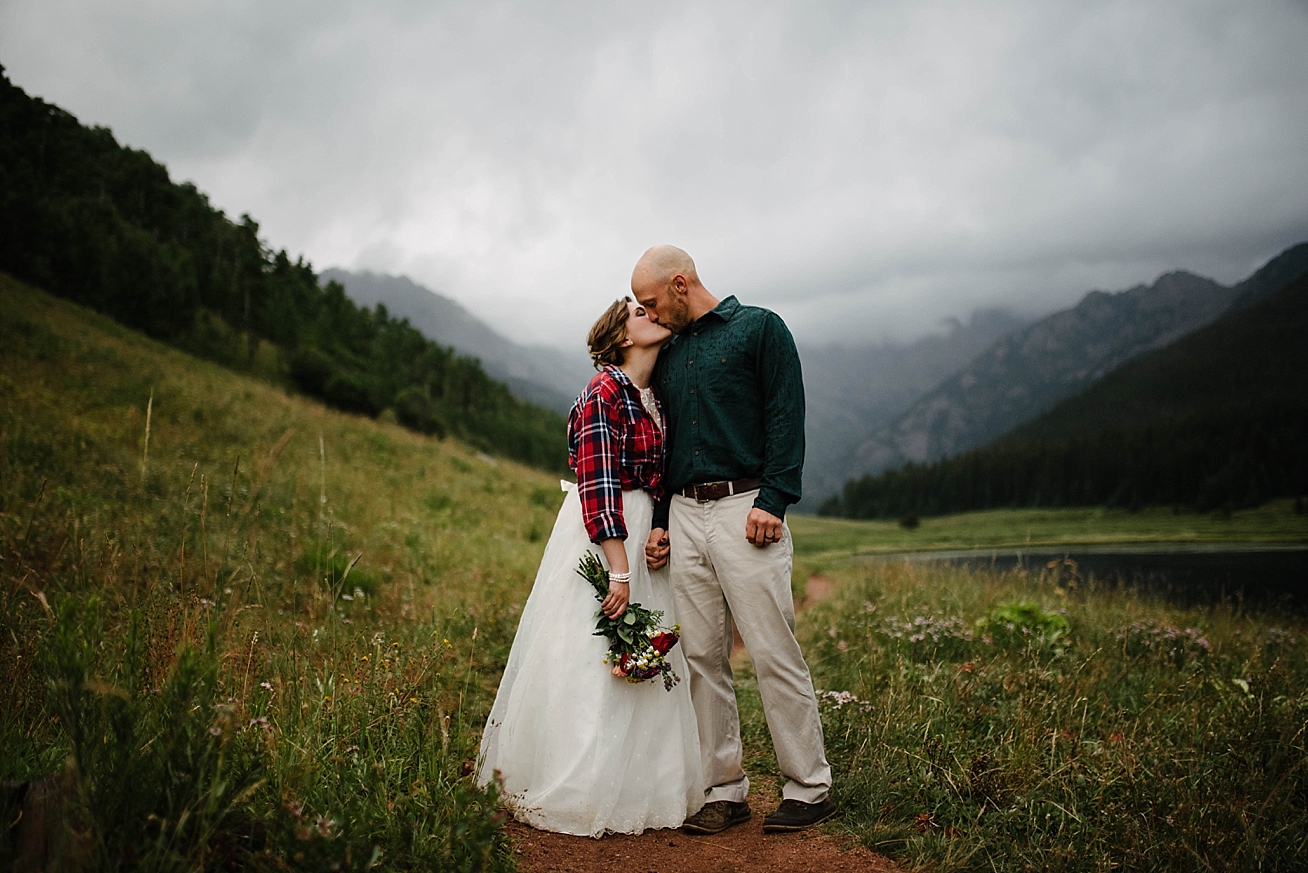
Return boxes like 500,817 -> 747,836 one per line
3,0 -> 1307,348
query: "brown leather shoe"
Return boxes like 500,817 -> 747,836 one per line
762,798 -> 839,833
681,800 -> 752,835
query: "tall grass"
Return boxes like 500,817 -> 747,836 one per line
790,558 -> 1308,871
1,277 -> 564,869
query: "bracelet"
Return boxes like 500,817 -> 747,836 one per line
608,571 -> 631,585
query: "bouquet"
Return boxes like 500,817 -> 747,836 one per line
576,552 -> 681,691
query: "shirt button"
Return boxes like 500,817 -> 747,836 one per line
692,419 -> 697,425
688,360 -> 694,365
690,388 -> 695,394
695,450 -> 700,455
721,357 -> 726,363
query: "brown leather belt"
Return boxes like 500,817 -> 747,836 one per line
679,478 -> 762,502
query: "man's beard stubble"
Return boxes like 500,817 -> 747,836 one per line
664,295 -> 693,334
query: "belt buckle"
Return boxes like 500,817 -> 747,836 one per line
693,481 -> 727,502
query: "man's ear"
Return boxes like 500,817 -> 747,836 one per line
671,275 -> 688,294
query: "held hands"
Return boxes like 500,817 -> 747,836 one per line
745,507 -> 783,547
645,528 -> 670,570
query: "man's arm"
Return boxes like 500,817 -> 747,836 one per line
753,311 -> 805,520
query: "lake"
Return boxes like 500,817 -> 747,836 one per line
862,543 -> 1308,613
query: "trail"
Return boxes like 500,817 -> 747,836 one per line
511,574 -> 903,873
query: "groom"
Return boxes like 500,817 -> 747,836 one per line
634,245 -> 835,835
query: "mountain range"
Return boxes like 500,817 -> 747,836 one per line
796,309 -> 1030,509
823,255 -> 1308,518
845,243 -> 1308,485
320,269 -> 596,413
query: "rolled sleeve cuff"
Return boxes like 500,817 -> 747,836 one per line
753,486 -> 793,521
652,494 -> 671,531
585,513 -> 627,544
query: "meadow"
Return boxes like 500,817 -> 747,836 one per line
1,275 -> 561,870
3,274 -> 1306,871
788,502 -> 1308,562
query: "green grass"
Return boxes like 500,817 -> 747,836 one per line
775,559 -> 1308,871
5,272 -> 1306,871
1,274 -> 562,870
790,502 -> 1308,562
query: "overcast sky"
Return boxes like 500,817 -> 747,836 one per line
4,1 -> 1308,348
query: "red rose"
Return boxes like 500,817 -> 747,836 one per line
649,632 -> 678,655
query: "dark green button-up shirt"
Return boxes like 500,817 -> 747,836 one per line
652,295 -> 805,527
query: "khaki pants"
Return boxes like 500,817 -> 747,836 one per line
669,490 -> 832,804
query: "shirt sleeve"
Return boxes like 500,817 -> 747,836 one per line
754,311 -> 805,518
571,383 -> 628,543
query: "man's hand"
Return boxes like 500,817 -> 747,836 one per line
601,581 -> 629,619
745,507 -> 783,547
645,528 -> 670,570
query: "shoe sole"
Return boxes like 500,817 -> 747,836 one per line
681,809 -> 752,835
761,806 -> 838,833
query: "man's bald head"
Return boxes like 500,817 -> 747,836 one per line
630,245 -> 716,334
632,245 -> 698,288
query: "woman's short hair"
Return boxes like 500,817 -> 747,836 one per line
587,297 -> 632,370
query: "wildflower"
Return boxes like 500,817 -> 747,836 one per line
260,681 -> 274,690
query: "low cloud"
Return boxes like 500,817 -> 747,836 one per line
4,0 -> 1307,348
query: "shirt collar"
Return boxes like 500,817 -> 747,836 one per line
705,295 -> 740,323
665,297 -> 741,347
603,364 -> 640,393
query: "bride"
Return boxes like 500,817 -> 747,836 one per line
477,297 -> 704,836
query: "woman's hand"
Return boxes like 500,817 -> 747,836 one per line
598,537 -> 631,618
601,580 -> 629,619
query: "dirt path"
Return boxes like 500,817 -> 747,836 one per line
511,574 -> 901,873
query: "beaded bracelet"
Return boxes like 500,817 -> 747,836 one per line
608,571 -> 631,585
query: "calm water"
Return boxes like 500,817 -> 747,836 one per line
868,543 -> 1308,613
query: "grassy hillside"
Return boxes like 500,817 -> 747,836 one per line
0,67 -> 566,470
825,269 -> 1308,518
1,273 -> 563,869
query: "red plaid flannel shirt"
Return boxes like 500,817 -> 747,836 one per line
567,365 -> 666,543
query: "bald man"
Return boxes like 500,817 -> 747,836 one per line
633,245 -> 834,835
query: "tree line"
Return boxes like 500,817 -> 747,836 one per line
0,66 -> 566,470
820,405 -> 1308,518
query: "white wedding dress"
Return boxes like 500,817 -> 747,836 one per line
478,483 -> 704,836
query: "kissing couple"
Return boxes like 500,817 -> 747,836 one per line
477,245 -> 835,838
